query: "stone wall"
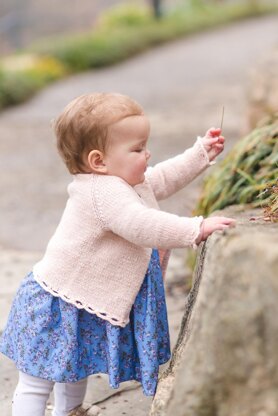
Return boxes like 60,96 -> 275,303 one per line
151,206 -> 278,416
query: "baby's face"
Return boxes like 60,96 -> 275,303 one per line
104,115 -> 151,186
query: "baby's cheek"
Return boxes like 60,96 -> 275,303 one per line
139,158 -> 147,169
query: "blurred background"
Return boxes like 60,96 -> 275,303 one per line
0,0 -> 120,53
1,0 -> 273,54
0,0 -> 177,54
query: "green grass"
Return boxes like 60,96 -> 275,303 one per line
0,1 -> 277,110
195,116 -> 278,217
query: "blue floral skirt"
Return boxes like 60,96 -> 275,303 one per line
0,249 -> 171,396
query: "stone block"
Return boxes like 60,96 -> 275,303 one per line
151,207 -> 278,416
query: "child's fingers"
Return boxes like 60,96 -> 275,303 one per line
220,224 -> 230,230
203,135 -> 225,148
220,218 -> 236,226
214,143 -> 224,150
210,216 -> 236,226
206,127 -> 222,137
203,137 -> 219,146
228,220 -> 236,227
204,132 -> 222,144
217,135 -> 225,143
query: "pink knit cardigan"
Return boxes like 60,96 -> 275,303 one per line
33,138 -> 211,327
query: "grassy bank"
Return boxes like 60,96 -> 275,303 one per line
195,117 -> 278,221
186,116 -> 278,278
0,1 -> 277,110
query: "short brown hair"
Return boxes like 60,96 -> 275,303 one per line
54,92 -> 144,174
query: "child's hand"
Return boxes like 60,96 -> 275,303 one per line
195,216 -> 236,244
202,127 -> 225,162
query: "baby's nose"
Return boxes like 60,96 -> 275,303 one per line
146,149 -> 151,159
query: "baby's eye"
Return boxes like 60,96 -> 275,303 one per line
134,148 -> 143,153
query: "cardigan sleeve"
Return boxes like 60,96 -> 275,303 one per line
144,137 -> 211,201
93,176 -> 203,249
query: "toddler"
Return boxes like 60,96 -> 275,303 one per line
0,93 -> 235,416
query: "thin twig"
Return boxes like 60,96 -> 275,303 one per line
220,106 -> 225,131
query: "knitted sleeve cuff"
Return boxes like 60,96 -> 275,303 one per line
192,215 -> 204,249
196,136 -> 217,166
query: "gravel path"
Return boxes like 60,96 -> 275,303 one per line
1,14 -> 278,416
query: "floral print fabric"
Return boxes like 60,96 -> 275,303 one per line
0,249 -> 171,396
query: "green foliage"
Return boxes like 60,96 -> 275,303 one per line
0,55 -> 66,109
0,2 -> 277,110
0,70 -> 37,108
263,184 -> 278,221
34,1 -> 278,72
195,118 -> 278,216
97,3 -> 152,28
33,27 -> 155,72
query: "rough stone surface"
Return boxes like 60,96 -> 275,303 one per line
151,206 -> 278,416
247,46 -> 278,130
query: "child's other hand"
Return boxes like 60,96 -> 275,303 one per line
195,216 -> 236,244
202,127 -> 225,162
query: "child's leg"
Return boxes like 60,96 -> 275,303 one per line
12,371 -> 54,416
52,378 -> 88,416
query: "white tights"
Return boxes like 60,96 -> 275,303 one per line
12,371 -> 87,416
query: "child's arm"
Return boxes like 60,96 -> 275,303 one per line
145,128 -> 224,201
93,175 -> 234,249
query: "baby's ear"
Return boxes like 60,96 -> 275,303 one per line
87,150 -> 108,174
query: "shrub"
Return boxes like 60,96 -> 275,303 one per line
96,3 -> 152,28
0,55 -> 66,108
